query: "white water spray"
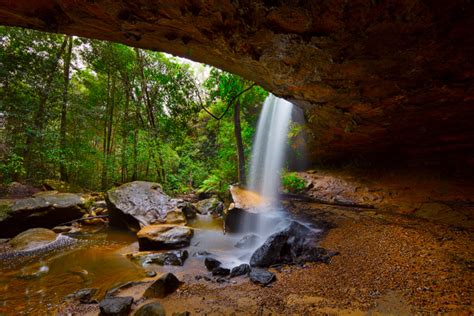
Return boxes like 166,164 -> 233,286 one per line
248,94 -> 293,204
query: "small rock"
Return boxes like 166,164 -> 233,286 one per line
99,296 -> 133,316
194,197 -> 224,215
234,234 -> 260,249
64,288 -> 97,304
230,264 -> 251,277
178,201 -> 197,219
144,273 -> 182,298
172,312 -> 190,316
216,277 -> 228,283
128,250 -> 188,266
193,250 -> 212,257
146,271 -> 157,277
135,302 -> 166,316
204,257 -> 221,270
249,268 -> 276,286
212,267 -> 230,276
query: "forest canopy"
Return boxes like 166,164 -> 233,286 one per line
0,26 -> 268,194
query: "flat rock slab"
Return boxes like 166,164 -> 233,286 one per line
106,181 -> 186,231
137,225 -> 193,250
0,193 -> 86,238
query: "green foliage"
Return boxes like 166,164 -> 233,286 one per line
0,153 -> 26,182
281,172 -> 306,193
0,26 -> 270,195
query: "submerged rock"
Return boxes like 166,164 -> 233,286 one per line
16,265 -> 49,280
127,250 -> 188,266
99,296 -> 133,316
137,225 -> 193,250
194,197 -> 224,215
64,288 -> 97,304
234,234 -> 260,249
250,221 -> 326,267
135,302 -> 166,316
249,268 -> 275,286
230,264 -> 251,277
144,273 -> 182,298
204,257 -> 221,270
0,193 -> 86,238
106,181 -> 187,231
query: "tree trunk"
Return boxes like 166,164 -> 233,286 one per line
121,80 -> 130,183
234,99 -> 245,184
101,72 -> 111,190
60,36 -> 73,181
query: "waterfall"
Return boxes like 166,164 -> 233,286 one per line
247,94 -> 293,203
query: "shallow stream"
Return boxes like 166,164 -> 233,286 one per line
0,214 -> 288,315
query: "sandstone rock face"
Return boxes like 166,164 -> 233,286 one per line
0,193 -> 86,238
137,224 -> 193,250
106,181 -> 186,231
0,1 -> 472,166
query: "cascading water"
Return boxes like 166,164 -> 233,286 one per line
247,94 -> 294,202
236,94 -> 294,241
178,94 -> 297,268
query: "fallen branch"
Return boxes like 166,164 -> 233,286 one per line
281,193 -> 375,209
58,215 -> 109,226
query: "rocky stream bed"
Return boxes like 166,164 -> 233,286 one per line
0,171 -> 473,315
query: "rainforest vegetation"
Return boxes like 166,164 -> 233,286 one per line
0,26 -> 269,194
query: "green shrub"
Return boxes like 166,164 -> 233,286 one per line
281,172 -> 306,193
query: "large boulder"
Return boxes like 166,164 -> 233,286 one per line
229,185 -> 266,209
250,221 -> 331,267
0,193 -> 86,238
106,181 -> 186,231
194,197 -> 224,215
224,207 -> 261,233
137,225 -> 193,250
224,185 -> 269,233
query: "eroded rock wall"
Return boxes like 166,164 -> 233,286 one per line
0,0 -> 472,166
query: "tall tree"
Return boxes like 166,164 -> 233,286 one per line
60,36 -> 73,181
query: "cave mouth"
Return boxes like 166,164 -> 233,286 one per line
0,1 -> 473,315
0,0 -> 472,170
